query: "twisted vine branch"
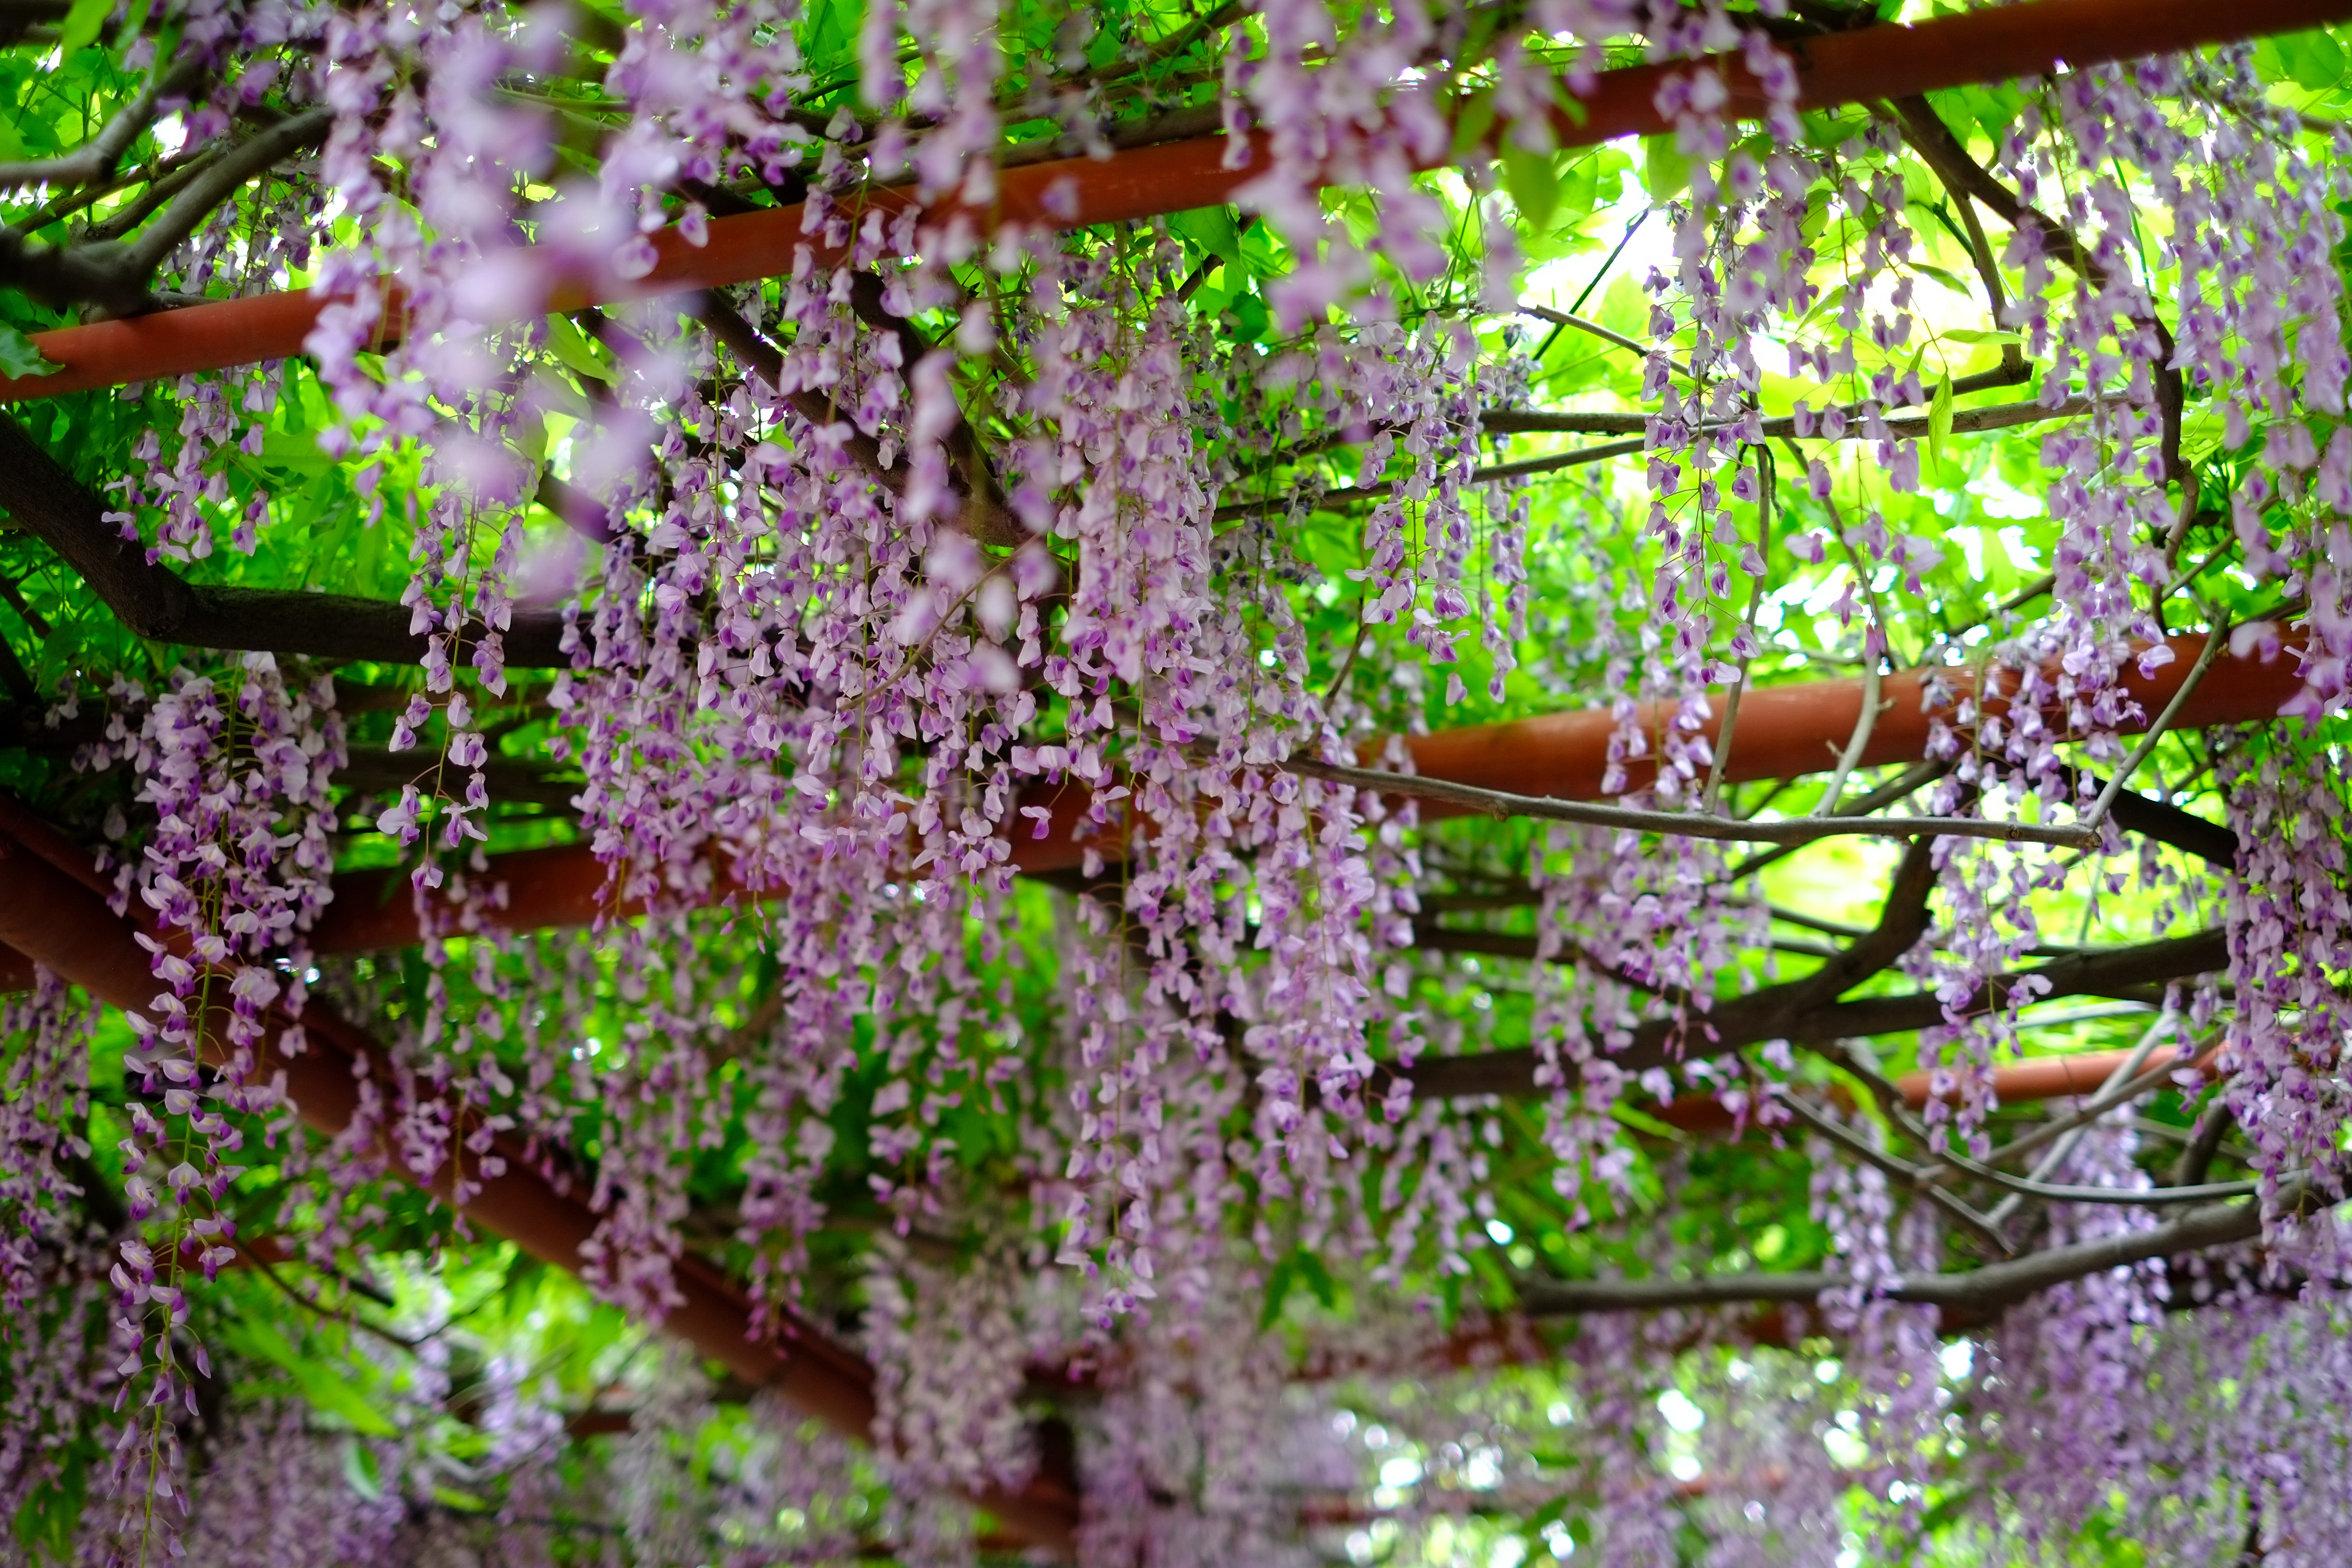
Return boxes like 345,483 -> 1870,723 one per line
0,413 -> 569,665
0,107 -> 330,318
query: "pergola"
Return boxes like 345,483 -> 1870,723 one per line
4,0 -> 2351,1561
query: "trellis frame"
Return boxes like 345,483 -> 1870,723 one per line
3,0 -> 2347,1553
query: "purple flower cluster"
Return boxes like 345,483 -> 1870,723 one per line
45,3 -> 2352,1556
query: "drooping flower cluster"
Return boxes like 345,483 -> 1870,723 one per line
0,971 -> 98,1316
23,1 -> 2352,1563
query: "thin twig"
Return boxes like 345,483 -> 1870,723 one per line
2161,464 -> 2205,571
709,982 -> 785,1063
1279,760 -> 2097,849
5,107 -> 331,316
2172,1097 -> 2238,1189
73,141 -> 228,245
120,107 -> 332,276
1174,253 -> 1224,303
1986,1037 -> 2208,1176
1826,1030 -> 2227,1226
1948,191 -> 2024,375
1472,438 -> 1647,482
1984,1012 -> 2179,1228
1482,391 -> 2077,441
232,1237 -> 422,1353
1570,210 -> 1646,316
1902,1039 -> 2239,1212
1322,593 -> 1369,708
2083,608 -> 2229,833
1519,1177 -> 2310,1318
1783,432 -> 1910,668
1919,569 -> 2056,659
1814,653 -> 1885,816
16,137 -> 216,237
0,573 -> 51,638
1220,388 -> 2077,524
0,59 -> 203,191
1776,1090 -> 2014,1255
1055,0 -> 1244,93
1733,775 -> 1796,822
1724,759 -> 1948,882
1400,928 -> 2228,1103
1516,303 -> 1677,369
1962,1163 -> 2268,1208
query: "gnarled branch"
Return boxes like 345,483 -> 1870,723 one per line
0,58 -> 203,192
690,288 -> 1024,549
1396,922 -> 2229,1102
1483,386 -> 2068,441
2,107 -> 330,318
1519,1179 -> 2307,1319
843,271 -> 1022,550
0,412 -> 569,666
1396,839 -> 1941,1100
1889,94 -> 2185,481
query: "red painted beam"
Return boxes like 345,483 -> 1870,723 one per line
303,630 -> 2299,951
1401,630 -> 2306,808
6,0 -> 2346,400
1899,1038 -> 2217,1106
0,814 -> 1080,1555
1644,1040 -> 2218,1137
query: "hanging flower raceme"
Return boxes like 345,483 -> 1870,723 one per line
2219,737 -> 2352,1197
78,655 -> 343,1555
26,4 -> 2352,1562
0,970 -> 98,1317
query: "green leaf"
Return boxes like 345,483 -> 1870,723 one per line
110,0 -> 154,48
12,1451 -> 87,1562
572,0 -> 631,35
1642,133 -> 1690,205
58,0 -> 111,56
33,619 -> 83,692
543,313 -> 618,383
1608,1101 -> 1688,1140
1929,374 -> 1954,473
1167,205 -> 1242,270
1294,1247 -> 1337,1309
306,510 -> 360,587
1258,1246 -> 1337,1329
223,1318 -> 398,1437
1222,292 -> 1268,344
2278,28 -> 2347,92
259,427 -> 331,476
1960,82 -> 2025,145
1503,147 -> 1559,233
1258,1252 -> 1296,1330
341,1437 -> 383,1502
1556,154 -> 1603,228
802,0 -> 858,80
1909,262 -> 1977,300
1333,189 -> 1380,249
1591,270 -> 1646,340
0,323 -> 56,381
1450,87 -> 1497,158
1793,281 -> 1849,336
510,406 -> 548,465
